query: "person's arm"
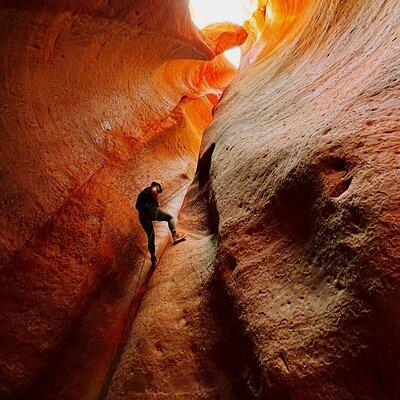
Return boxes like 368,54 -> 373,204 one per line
151,186 -> 159,206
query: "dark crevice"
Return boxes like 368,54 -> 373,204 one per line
98,263 -> 157,400
322,156 -> 347,171
184,142 -> 219,234
197,143 -> 216,188
209,265 -> 295,400
208,271 -> 261,399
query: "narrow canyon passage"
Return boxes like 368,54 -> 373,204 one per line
103,134 -> 257,400
104,208 -> 232,399
1,1 -> 400,400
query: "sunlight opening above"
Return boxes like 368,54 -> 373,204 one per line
190,0 -> 254,68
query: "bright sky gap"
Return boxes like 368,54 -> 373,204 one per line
189,0 -> 252,68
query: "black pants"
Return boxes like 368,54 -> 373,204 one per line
139,206 -> 176,255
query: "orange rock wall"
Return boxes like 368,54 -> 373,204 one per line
1,0 -> 399,399
105,0 -> 400,398
0,1 -> 245,398
209,0 -> 400,398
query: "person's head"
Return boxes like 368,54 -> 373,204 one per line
151,180 -> 163,193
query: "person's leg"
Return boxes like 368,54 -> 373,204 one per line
139,213 -> 156,257
155,208 -> 176,233
156,208 -> 186,243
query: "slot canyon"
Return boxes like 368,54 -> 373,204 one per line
0,0 -> 399,399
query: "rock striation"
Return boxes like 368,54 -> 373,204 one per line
0,1 -> 245,398
106,0 -> 400,399
210,0 -> 400,398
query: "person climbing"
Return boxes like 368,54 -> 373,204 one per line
136,181 -> 187,266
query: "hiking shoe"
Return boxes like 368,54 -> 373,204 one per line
172,233 -> 187,244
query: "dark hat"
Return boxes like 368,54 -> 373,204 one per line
151,180 -> 163,193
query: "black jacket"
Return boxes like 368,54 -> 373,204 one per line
135,186 -> 159,211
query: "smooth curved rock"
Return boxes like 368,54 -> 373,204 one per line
0,1 -> 245,398
209,0 -> 400,398
106,0 -> 400,398
1,0 -> 399,399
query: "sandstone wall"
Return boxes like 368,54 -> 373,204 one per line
210,0 -> 400,398
104,0 -> 400,398
1,0 -> 399,399
0,1 -> 245,398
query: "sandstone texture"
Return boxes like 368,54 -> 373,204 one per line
1,0 -> 399,399
106,0 -> 400,399
208,0 -> 400,398
0,1 -> 245,398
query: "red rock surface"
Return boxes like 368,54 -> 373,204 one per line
1,0 -> 400,399
0,1 -> 245,399
105,0 -> 400,399
104,138 -> 251,400
209,0 -> 400,398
